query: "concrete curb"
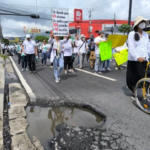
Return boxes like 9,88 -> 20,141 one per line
0,57 -> 4,148
9,56 -> 36,101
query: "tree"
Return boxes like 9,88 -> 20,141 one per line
2,38 -> 9,45
35,35 -> 49,42
118,24 -> 131,35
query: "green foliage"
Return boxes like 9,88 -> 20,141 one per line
118,24 -> 131,35
2,38 -> 9,45
35,36 -> 49,42
0,54 -> 8,61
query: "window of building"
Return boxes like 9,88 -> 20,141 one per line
69,29 -> 77,34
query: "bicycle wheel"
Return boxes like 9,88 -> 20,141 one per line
135,78 -> 150,114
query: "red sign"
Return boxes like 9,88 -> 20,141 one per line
74,9 -> 82,22
75,24 -> 81,29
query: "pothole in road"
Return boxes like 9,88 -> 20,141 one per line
26,106 -> 104,149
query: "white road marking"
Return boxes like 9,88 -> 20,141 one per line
75,68 -> 117,81
9,56 -> 36,101
122,65 -> 127,67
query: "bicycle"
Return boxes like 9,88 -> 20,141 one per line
134,61 -> 150,114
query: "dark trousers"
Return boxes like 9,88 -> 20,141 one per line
17,53 -> 21,64
41,53 -> 47,65
2,49 -> 5,54
64,56 -> 73,70
22,56 -> 27,69
26,54 -> 35,71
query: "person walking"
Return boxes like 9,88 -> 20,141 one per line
73,34 -> 80,66
63,39 -> 75,75
78,34 -> 88,69
41,40 -> 50,66
21,44 -> 28,72
22,34 -> 37,74
48,32 -> 69,83
89,38 -> 96,69
94,31 -> 106,74
16,42 -> 22,65
126,16 -> 150,100
1,43 -> 5,54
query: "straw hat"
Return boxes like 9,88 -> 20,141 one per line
133,16 -> 149,28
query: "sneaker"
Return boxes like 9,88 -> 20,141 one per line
68,69 -> 72,73
55,79 -> 59,83
94,72 -> 98,74
131,95 -> 135,100
102,68 -> 105,71
21,69 -> 24,72
58,77 -> 60,81
33,71 -> 36,74
65,71 -> 67,75
30,71 -> 33,74
50,66 -> 53,69
110,59 -> 112,61
26,68 -> 28,71
57,67 -> 60,69
115,67 -> 119,70
98,71 -> 103,74
119,67 -> 123,70
71,71 -> 75,74
107,68 -> 111,71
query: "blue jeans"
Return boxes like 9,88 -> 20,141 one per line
95,54 -> 103,72
42,53 -> 47,65
53,54 -> 64,79
103,60 -> 110,68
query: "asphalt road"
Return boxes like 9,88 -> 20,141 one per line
12,55 -> 150,150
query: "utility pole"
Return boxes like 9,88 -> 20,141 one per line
114,13 -> 116,34
128,0 -> 132,25
0,15 -> 2,54
88,9 -> 93,38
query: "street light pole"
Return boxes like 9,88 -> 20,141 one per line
0,15 -> 2,54
128,0 -> 132,25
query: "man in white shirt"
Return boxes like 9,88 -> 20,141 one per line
22,34 -> 37,74
78,34 -> 88,69
94,31 -> 106,74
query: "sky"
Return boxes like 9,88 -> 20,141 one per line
1,0 -> 150,37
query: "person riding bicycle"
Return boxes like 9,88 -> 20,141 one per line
126,16 -> 150,100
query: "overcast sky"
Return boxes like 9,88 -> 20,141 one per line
1,0 -> 150,37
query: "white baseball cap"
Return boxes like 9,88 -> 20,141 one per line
26,34 -> 31,38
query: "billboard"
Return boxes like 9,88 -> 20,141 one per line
23,27 -> 41,33
74,9 -> 82,22
52,9 -> 69,36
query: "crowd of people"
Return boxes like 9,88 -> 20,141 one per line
1,31 -> 128,83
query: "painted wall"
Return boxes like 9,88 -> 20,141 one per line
69,20 -> 134,37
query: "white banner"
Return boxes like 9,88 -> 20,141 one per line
52,9 -> 69,36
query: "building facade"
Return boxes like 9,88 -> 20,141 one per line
69,19 -> 134,38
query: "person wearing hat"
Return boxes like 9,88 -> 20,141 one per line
21,34 -> 37,74
94,31 -> 106,74
127,16 -> 150,100
78,34 -> 88,69
48,32 -> 70,83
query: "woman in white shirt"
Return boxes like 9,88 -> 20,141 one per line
62,39 -> 75,74
127,16 -> 150,100
48,32 -> 69,83
41,40 -> 50,66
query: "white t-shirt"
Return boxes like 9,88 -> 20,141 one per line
23,40 -> 36,54
41,44 -> 50,53
73,39 -> 79,53
63,39 -> 72,56
94,36 -> 105,55
78,40 -> 87,54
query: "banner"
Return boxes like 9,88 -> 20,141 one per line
113,49 -> 128,65
52,9 -> 69,36
99,41 -> 112,61
107,35 -> 127,48
74,9 -> 82,22
23,27 -> 41,33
